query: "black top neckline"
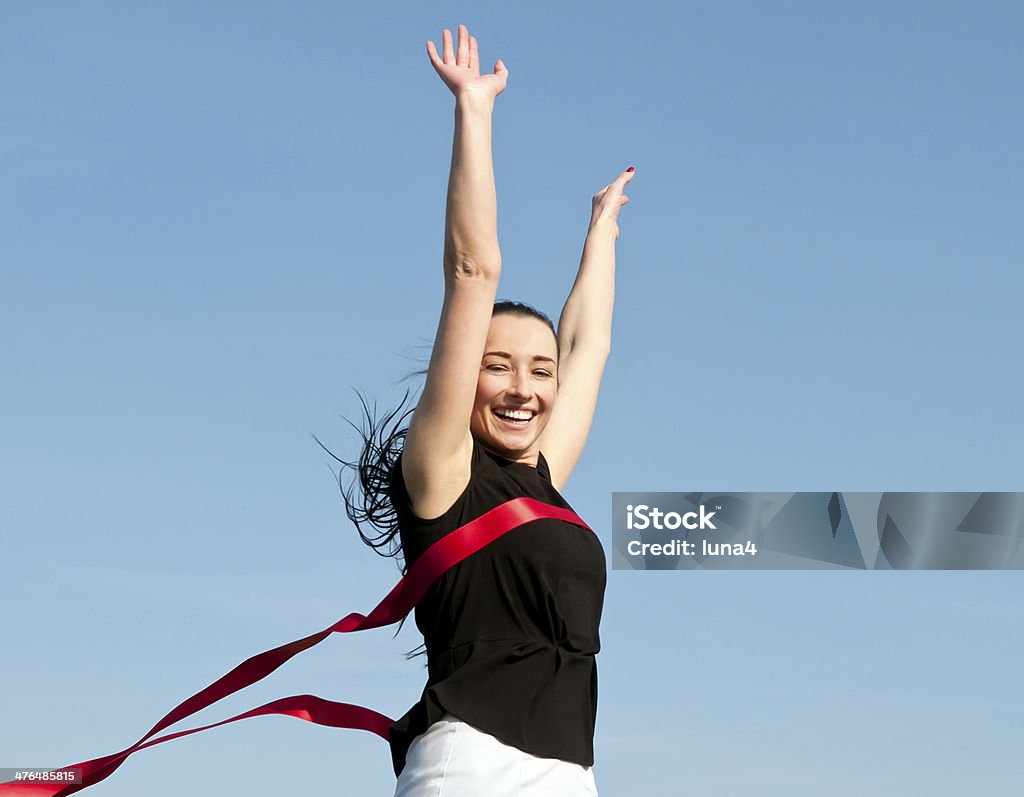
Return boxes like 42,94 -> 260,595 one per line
478,443 -> 548,473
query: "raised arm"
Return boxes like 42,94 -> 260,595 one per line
538,168 -> 635,490
402,25 -> 509,520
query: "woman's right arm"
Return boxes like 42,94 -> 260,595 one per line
402,25 -> 508,520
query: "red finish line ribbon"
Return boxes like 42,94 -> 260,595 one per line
0,497 -> 592,796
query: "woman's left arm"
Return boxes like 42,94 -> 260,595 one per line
540,167 -> 634,490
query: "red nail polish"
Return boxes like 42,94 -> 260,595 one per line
626,166 -> 634,173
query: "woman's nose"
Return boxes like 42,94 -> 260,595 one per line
507,371 -> 532,397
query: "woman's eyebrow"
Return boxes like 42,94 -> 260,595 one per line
483,351 -> 556,364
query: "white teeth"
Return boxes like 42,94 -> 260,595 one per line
494,409 -> 534,421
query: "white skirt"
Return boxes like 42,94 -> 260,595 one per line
393,712 -> 599,797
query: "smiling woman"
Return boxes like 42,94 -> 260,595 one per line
0,18 -> 633,797
471,307 -> 559,467
328,22 -> 634,797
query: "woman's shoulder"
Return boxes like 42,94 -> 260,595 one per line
390,437 -> 488,524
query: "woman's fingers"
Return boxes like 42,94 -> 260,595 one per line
607,169 -> 635,202
594,170 -> 634,201
426,39 -> 442,70
443,28 -> 454,64
589,168 -> 634,235
457,25 -> 470,68
433,25 -> 473,68
426,24 -> 507,98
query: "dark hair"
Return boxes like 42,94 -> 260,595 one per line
312,301 -> 557,660
488,299 -> 557,342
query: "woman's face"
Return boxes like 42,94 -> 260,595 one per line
470,313 -> 559,465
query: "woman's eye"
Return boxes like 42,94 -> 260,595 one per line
485,364 -> 507,372
534,371 -> 553,378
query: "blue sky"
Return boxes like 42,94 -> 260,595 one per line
2,1 -> 1022,794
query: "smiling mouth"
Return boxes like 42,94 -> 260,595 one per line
492,408 -> 536,426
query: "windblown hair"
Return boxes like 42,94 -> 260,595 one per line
312,300 -> 557,659
314,386 -> 418,568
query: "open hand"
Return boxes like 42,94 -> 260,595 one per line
590,168 -> 635,240
426,24 -> 509,101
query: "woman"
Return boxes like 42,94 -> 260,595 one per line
345,23 -> 633,796
0,23 -> 630,797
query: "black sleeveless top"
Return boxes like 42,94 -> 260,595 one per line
386,437 -> 607,777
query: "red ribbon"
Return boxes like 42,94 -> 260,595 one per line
0,497 -> 592,796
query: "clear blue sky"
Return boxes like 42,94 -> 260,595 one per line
2,1 -> 1022,794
